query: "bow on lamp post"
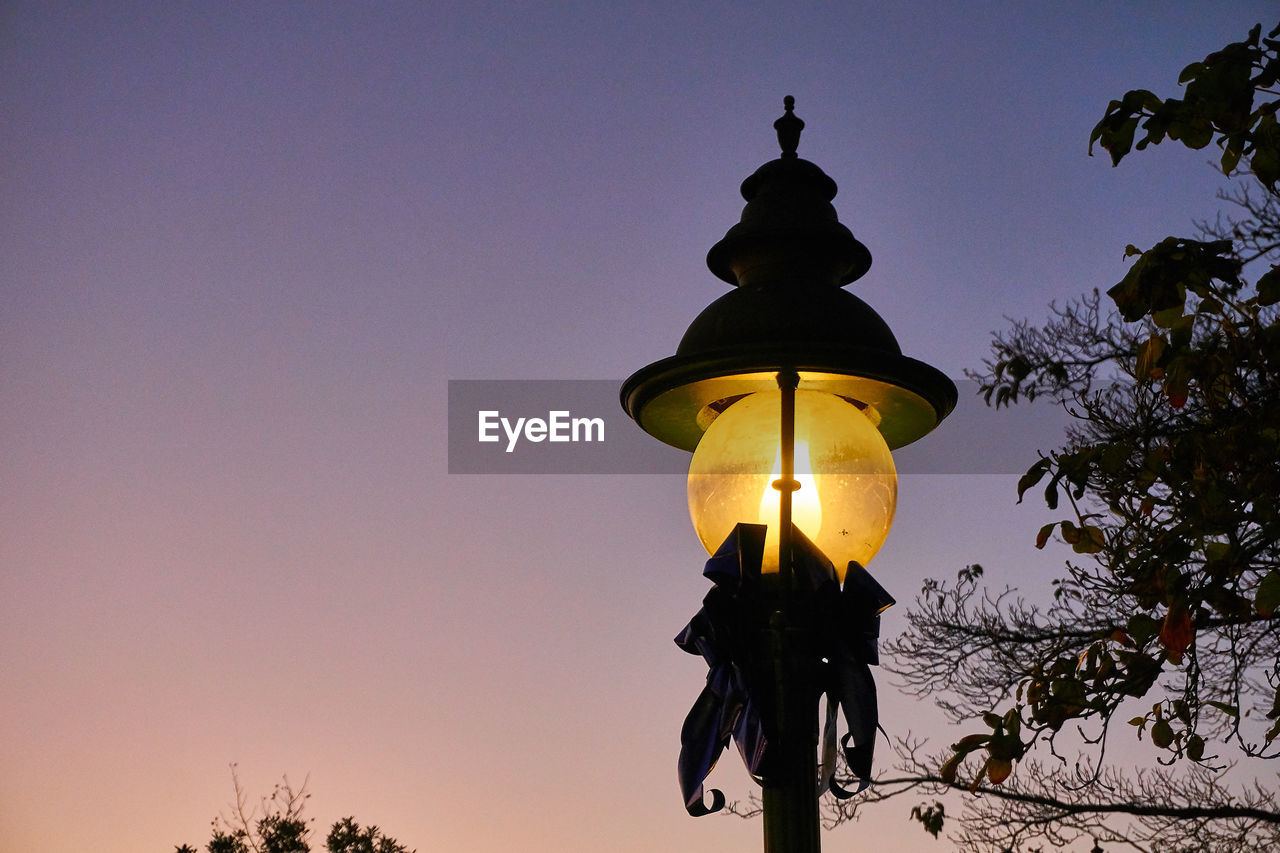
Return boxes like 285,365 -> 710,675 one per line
675,521 -> 895,816
621,98 -> 955,853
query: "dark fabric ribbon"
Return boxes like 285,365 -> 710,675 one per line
674,523 -> 893,816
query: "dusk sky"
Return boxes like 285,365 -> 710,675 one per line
4,4 -> 1275,852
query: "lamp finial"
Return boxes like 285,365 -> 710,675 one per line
775,95 -> 803,158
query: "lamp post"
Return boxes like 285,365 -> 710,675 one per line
621,98 -> 956,853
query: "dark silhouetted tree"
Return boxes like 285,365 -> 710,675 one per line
174,766 -> 413,853
818,21 -> 1279,852
325,817 -> 413,853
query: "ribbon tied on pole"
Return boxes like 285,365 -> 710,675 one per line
674,522 -> 894,816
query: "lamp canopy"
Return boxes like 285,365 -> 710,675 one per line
621,97 -> 956,452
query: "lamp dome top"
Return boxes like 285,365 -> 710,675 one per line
706,97 -> 864,287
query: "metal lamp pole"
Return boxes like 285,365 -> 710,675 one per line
761,369 -> 822,853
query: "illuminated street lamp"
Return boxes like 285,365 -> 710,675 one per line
621,98 -> 955,853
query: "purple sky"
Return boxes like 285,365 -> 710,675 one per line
3,4 -> 1274,851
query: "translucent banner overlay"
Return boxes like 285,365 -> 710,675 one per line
447,379 -> 1073,475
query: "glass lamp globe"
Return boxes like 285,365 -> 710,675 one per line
686,389 -> 897,579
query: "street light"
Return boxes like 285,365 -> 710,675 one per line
621,97 -> 955,853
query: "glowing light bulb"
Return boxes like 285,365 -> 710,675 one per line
757,441 -> 823,566
687,389 -> 897,579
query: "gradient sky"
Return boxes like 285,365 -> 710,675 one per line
4,4 -> 1275,852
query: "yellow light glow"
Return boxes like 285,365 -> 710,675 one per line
757,441 -> 823,566
687,389 -> 897,579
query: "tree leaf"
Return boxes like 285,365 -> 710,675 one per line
1258,265 -> 1280,307
1220,139 -> 1243,174
1204,541 -> 1231,564
1017,458 -> 1052,503
986,757 -> 1013,784
939,752 -> 963,785
1207,700 -> 1239,720
969,764 -> 986,793
1072,525 -> 1106,554
1178,61 -> 1206,84
1135,333 -> 1167,379
1126,613 -> 1161,644
1256,569 -> 1280,617
910,802 -> 946,839
1159,603 -> 1194,664
1035,522 -> 1056,550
